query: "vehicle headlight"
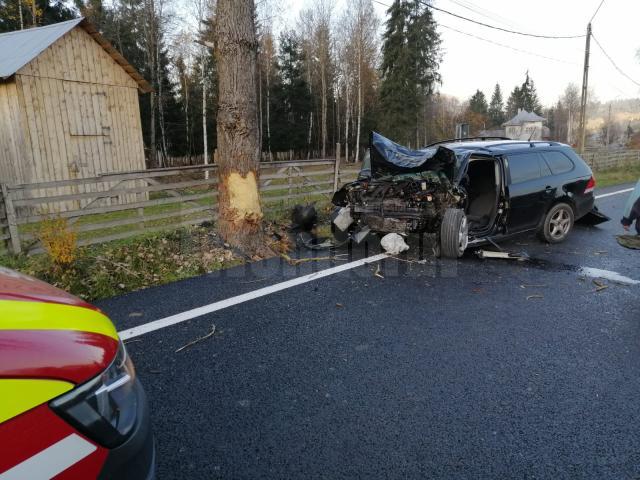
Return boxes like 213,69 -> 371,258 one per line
50,339 -> 138,448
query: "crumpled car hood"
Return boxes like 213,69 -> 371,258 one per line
368,131 -> 457,181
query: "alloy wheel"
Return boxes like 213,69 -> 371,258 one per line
549,208 -> 571,240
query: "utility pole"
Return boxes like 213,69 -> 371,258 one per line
577,23 -> 591,154
605,102 -> 611,148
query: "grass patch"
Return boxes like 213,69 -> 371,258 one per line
0,225 -> 242,301
594,163 -> 640,188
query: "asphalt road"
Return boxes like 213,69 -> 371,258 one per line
98,184 -> 640,479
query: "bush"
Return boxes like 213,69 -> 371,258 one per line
37,217 -> 77,267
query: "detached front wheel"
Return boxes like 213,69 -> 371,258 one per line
440,208 -> 468,258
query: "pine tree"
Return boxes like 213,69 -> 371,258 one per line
468,90 -> 488,115
378,0 -> 441,145
520,72 -> 542,114
505,73 -> 543,119
488,83 -> 505,126
506,86 -> 522,119
269,31 -> 312,153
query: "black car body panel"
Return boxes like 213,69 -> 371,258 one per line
333,132 -> 605,246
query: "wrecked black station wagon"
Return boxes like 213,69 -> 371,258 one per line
331,132 -> 607,258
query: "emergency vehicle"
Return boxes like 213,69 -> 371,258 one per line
0,267 -> 154,479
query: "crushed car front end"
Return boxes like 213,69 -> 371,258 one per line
332,132 -> 466,239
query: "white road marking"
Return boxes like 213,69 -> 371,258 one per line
579,267 -> 640,285
595,188 -> 633,199
119,253 -> 389,340
117,186 -> 637,339
0,434 -> 96,480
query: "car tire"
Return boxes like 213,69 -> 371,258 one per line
440,208 -> 468,258
539,202 -> 574,244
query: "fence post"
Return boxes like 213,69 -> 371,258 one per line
1,184 -> 21,255
333,143 -> 341,192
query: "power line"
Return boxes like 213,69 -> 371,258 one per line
589,0 -> 606,23
418,1 -> 585,40
444,0 -> 524,31
373,0 -> 585,40
372,0 -> 582,65
439,23 -> 580,66
591,33 -> 640,88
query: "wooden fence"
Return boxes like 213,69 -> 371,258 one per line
0,156 -> 360,255
582,149 -> 640,171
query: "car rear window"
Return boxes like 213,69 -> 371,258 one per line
507,153 -> 543,184
542,151 -> 574,174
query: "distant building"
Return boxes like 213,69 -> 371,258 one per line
477,128 -> 507,139
0,18 -> 151,189
502,109 -> 549,140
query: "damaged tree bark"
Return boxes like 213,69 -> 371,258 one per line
214,0 -> 266,253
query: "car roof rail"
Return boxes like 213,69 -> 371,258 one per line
425,136 -> 511,147
478,140 -> 565,149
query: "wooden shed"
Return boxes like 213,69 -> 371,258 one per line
0,18 -> 151,195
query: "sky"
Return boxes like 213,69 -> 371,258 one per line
279,0 -> 640,106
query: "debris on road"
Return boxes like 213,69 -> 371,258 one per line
280,253 -> 337,266
175,324 -> 217,353
332,207 -> 353,232
476,250 -> 527,260
291,204 -> 318,231
526,294 -> 544,300
380,233 -> 409,254
374,265 -> 385,279
336,303 -> 344,308
520,284 -> 547,289
592,279 -> 609,292
295,231 -> 334,250
617,235 -> 640,250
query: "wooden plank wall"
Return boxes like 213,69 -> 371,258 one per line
3,26 -> 147,212
0,83 -> 31,185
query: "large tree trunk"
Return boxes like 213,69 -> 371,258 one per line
214,0 -> 265,253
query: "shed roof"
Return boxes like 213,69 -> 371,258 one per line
502,109 -> 546,127
0,18 -> 152,93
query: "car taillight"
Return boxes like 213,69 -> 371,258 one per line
584,176 -> 596,194
50,339 -> 138,448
